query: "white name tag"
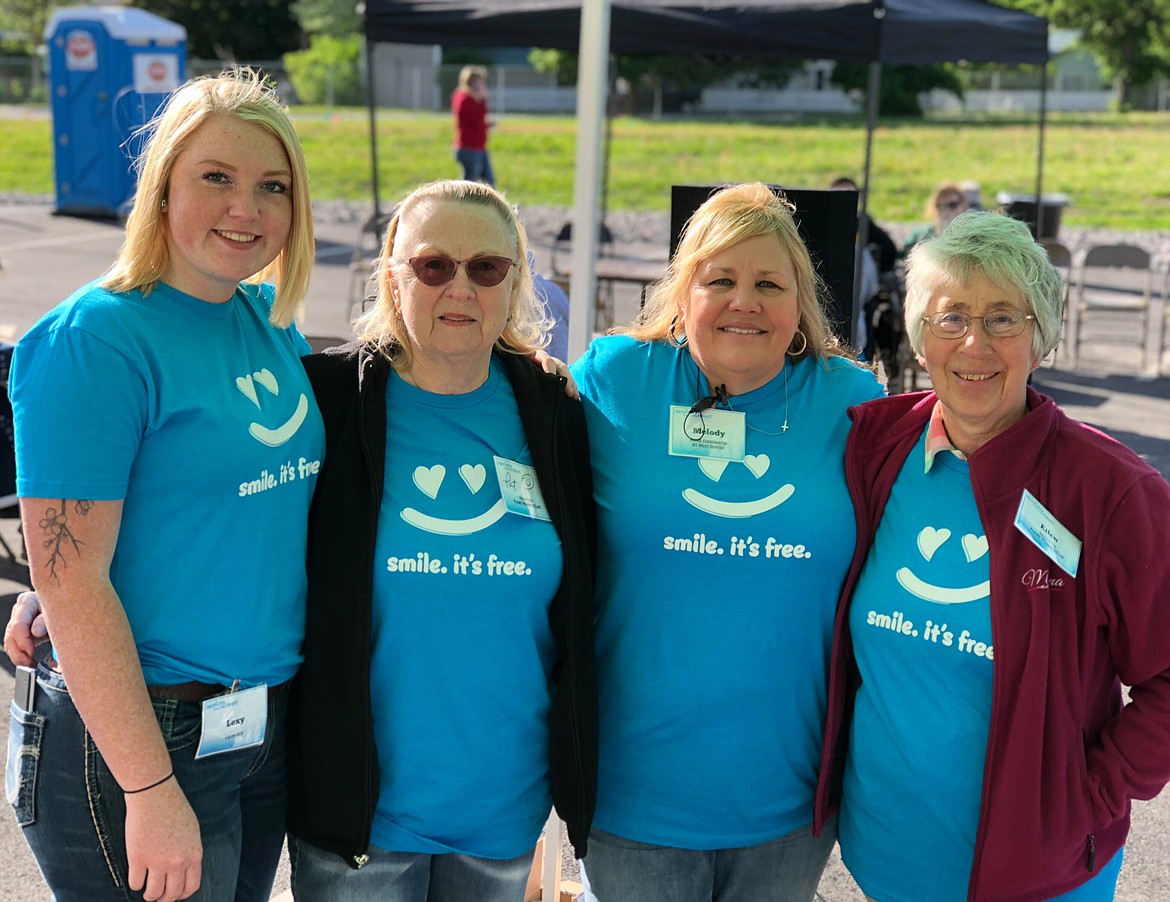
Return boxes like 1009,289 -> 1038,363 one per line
493,456 -> 551,521
667,405 -> 746,461
195,685 -> 268,759
1014,489 -> 1082,578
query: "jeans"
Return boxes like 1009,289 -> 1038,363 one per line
580,816 -> 837,902
6,657 -> 288,902
288,834 -> 534,902
454,147 -> 495,186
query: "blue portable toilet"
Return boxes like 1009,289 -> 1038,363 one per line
45,6 -> 186,217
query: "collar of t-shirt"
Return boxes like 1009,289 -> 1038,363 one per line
924,400 -> 968,472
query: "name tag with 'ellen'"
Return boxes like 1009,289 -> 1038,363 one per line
1014,489 -> 1082,578
195,685 -> 267,759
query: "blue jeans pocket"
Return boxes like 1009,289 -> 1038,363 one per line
6,701 -> 46,827
152,698 -> 203,753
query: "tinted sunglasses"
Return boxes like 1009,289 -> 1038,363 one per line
406,254 -> 516,288
938,199 -> 965,212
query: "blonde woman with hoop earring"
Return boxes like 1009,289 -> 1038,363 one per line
569,182 -> 882,901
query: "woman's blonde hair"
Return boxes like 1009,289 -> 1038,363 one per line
102,67 -> 314,327
457,65 -> 488,91
625,181 -> 850,360
927,180 -> 967,221
355,179 -> 548,368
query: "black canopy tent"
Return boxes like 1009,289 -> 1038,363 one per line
364,0 -> 1049,354
367,0 -> 1046,62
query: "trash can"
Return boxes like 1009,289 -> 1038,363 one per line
996,192 -> 1070,240
45,7 -> 186,217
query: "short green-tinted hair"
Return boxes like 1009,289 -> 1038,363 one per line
904,211 -> 1064,360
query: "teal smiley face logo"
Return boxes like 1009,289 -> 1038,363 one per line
682,454 -> 795,519
895,526 -> 990,605
400,463 -> 506,536
235,368 -> 309,447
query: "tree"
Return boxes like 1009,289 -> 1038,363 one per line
285,34 -> 363,104
290,0 -> 361,38
0,0 -> 65,54
529,48 -> 799,114
1004,0 -> 1170,104
830,63 -> 963,117
134,0 -> 300,61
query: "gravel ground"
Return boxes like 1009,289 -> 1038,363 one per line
310,198 -> 1170,265
6,193 -> 1166,264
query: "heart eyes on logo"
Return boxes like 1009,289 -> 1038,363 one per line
412,463 -> 488,500
916,526 -> 988,563
697,454 -> 770,482
234,368 -> 279,408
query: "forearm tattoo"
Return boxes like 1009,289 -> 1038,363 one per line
39,499 -> 93,582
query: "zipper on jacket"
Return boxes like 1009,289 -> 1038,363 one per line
354,352 -> 381,865
551,387 -> 590,840
1086,833 -> 1095,871
968,555 -> 1000,901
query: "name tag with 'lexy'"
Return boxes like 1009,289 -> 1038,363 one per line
195,685 -> 267,759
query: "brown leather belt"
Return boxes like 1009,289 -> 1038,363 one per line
147,679 -> 291,703
43,653 -> 289,702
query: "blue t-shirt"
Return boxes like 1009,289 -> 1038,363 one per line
369,359 -> 563,859
840,430 -> 1121,902
572,335 -> 882,849
10,279 -> 324,686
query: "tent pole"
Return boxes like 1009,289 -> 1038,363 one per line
366,35 -> 381,219
853,60 -> 881,347
566,0 -> 611,362
1033,57 -> 1048,239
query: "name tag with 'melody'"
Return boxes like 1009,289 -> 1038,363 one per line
667,405 -> 746,461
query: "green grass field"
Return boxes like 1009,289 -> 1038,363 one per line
4,109 -> 1169,229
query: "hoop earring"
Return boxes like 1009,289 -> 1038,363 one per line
668,314 -> 688,348
786,328 -> 808,357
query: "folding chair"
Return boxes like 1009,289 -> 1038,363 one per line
1067,244 -> 1156,373
549,221 -> 614,278
550,221 -> 617,331
1039,239 -> 1073,364
348,209 -> 394,313
1156,264 -> 1170,377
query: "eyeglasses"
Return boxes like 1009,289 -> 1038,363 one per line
923,310 -> 1035,340
938,200 -> 966,212
404,255 -> 516,288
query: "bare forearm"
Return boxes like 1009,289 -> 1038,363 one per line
42,581 -> 173,789
22,497 -> 171,790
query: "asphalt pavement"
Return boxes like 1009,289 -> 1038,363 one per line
1,202 -> 1169,900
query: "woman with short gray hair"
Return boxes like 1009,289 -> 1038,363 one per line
816,210 -> 1170,901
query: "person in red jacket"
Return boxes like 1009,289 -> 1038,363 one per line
814,210 -> 1170,901
451,65 -> 495,187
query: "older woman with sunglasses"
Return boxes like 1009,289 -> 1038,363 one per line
284,179 -> 598,901
815,211 -> 1170,901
